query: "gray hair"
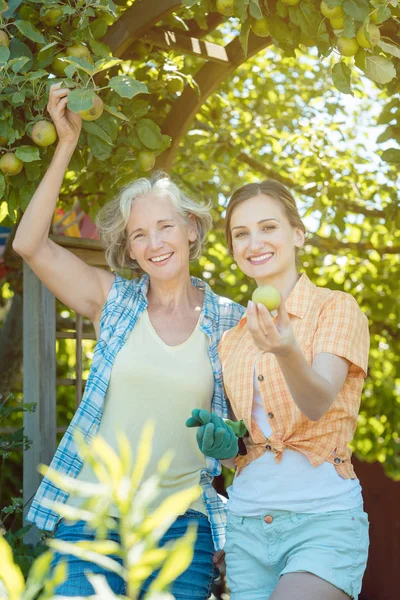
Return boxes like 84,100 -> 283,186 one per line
95,171 -> 213,273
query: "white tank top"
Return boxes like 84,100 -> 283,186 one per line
227,371 -> 363,515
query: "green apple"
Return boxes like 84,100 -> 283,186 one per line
252,285 -> 281,311
356,23 -> 380,48
251,17 -> 270,38
167,77 -> 184,93
66,43 -> 93,63
0,30 -> 10,47
51,51 -> 68,77
330,15 -> 345,30
320,1 -> 343,19
32,120 -> 57,147
76,94 -> 104,121
41,6 -> 63,27
281,0 -> 300,6
216,0 -> 234,17
138,150 -> 156,172
0,152 -> 24,176
337,36 -> 359,57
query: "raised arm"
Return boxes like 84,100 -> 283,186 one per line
12,83 -> 114,333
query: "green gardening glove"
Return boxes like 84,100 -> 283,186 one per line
186,409 -> 241,460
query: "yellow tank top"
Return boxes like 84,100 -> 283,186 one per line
67,309 -> 214,516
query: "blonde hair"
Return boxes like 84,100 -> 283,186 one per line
225,179 -> 306,254
96,172 -> 212,273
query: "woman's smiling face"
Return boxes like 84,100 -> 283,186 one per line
230,194 -> 304,283
126,194 -> 197,281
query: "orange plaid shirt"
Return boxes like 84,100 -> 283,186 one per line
219,274 -> 369,479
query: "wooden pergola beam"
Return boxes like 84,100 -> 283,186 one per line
157,33 -> 274,171
102,0 -> 181,57
178,13 -> 225,38
142,28 -> 231,65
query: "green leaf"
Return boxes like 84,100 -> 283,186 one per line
88,39 -> 112,59
377,40 -> 400,60
37,41 -> 59,54
62,56 -> 94,75
25,69 -> 49,81
377,126 -> 400,144
332,62 -> 353,94
239,18 -> 251,56
268,16 -> 293,45
15,145 -> 40,162
0,177 -> 5,202
381,148 -> 400,164
293,4 -> 323,38
234,0 -> 250,22
343,0 -> 370,21
108,76 -> 148,99
87,133 -> 113,161
372,6 -> 392,24
342,12 -> 355,38
9,38 -> 33,71
103,104 -> 130,122
364,55 -> 396,84
354,47 -> 366,71
82,121 -> 113,145
249,0 -> 263,19
136,119 -> 164,150
67,89 -> 95,113
10,56 -> 29,74
11,90 -> 25,103
0,46 -> 10,65
13,20 -> 46,44
92,58 -> 122,75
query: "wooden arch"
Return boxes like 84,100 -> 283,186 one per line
102,0 -> 274,170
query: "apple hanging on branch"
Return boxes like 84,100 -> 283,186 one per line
67,89 -> 104,122
0,152 -> 24,176
31,121 -> 57,147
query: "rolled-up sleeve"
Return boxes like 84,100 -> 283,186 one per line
312,292 -> 369,378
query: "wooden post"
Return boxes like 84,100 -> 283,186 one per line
23,264 -> 56,542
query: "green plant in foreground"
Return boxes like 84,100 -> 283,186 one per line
0,422 -> 200,599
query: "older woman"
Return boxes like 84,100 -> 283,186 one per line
13,83 -> 244,598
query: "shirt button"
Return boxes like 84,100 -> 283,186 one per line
334,457 -> 341,464
265,444 -> 271,450
267,412 -> 274,419
257,375 -> 264,381
264,515 -> 273,524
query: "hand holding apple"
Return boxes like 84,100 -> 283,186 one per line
247,293 -> 296,357
46,83 -> 82,146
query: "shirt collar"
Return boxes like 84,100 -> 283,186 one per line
238,272 -> 314,328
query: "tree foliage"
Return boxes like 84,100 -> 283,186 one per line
0,0 -> 399,481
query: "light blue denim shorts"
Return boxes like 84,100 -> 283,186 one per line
224,506 -> 369,600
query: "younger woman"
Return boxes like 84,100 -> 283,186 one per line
190,180 -> 370,600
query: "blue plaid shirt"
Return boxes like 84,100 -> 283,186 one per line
27,274 -> 244,551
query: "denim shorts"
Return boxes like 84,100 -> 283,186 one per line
224,506 -> 369,600
51,509 -> 217,599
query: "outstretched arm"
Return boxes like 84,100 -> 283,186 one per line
247,300 -> 349,421
13,83 -> 114,331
